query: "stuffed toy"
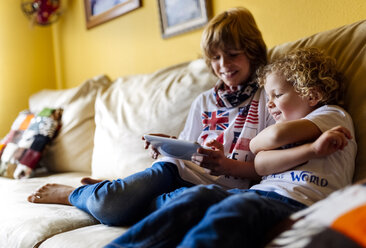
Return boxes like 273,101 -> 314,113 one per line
0,108 -> 62,179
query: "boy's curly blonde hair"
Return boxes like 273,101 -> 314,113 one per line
257,47 -> 343,106
201,7 -> 267,78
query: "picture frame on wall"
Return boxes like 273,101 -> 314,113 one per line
158,0 -> 210,39
84,0 -> 141,29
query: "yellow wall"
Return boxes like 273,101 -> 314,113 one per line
54,0 -> 366,88
1,0 -> 365,137
0,2 -> 56,137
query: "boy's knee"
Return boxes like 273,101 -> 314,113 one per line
86,197 -> 137,226
152,161 -> 178,174
84,181 -> 135,226
181,185 -> 227,202
207,192 -> 263,216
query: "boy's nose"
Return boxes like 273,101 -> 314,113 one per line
220,58 -> 226,66
267,100 -> 275,109
220,56 -> 229,67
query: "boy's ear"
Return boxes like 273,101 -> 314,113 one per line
307,90 -> 322,107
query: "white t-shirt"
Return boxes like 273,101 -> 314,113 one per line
160,87 -> 274,189
251,105 -> 357,206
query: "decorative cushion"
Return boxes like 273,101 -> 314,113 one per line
29,75 -> 112,173
0,108 -> 62,179
267,183 -> 366,248
91,59 -> 216,179
268,20 -> 366,181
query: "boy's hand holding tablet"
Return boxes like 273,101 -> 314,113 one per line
143,134 -> 202,161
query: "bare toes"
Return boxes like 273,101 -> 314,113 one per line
27,183 -> 74,205
27,194 -> 37,203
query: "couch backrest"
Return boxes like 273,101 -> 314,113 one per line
91,60 -> 217,179
268,20 -> 366,182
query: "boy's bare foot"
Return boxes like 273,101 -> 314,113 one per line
81,177 -> 104,185
27,183 -> 75,205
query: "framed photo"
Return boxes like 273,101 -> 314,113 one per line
158,0 -> 210,39
84,0 -> 141,29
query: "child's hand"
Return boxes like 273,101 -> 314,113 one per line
191,140 -> 228,176
310,125 -> 352,158
142,133 -> 176,159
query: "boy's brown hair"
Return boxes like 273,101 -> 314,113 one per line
201,7 -> 267,78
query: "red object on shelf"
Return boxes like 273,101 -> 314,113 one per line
21,0 -> 61,26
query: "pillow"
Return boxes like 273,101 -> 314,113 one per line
91,59 -> 216,179
0,108 -> 62,179
267,183 -> 366,248
29,75 -> 112,173
268,20 -> 366,182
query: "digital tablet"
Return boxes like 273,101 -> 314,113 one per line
143,135 -> 201,161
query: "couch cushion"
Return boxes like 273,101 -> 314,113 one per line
0,172 -> 97,248
268,20 -> 366,182
39,224 -> 126,248
91,59 -> 216,180
29,75 -> 112,173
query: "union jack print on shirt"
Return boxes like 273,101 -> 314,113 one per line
202,110 -> 229,131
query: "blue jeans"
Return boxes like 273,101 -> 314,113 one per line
69,162 -> 194,226
105,185 -> 306,248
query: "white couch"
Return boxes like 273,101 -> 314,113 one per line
0,20 -> 365,247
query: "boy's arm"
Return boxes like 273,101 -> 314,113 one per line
249,119 -> 322,155
254,126 -> 352,175
254,144 -> 313,176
